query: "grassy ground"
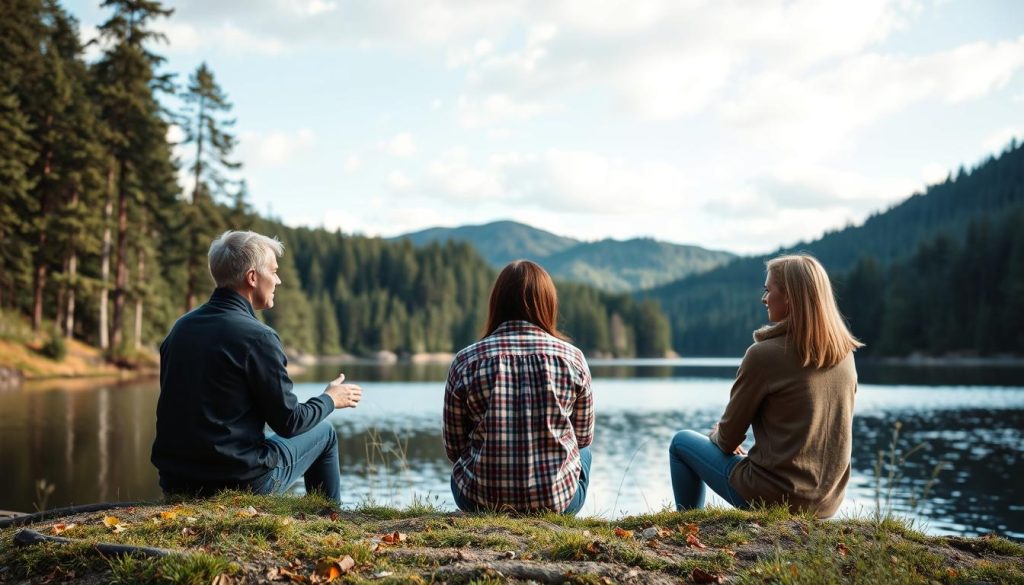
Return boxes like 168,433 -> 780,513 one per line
0,491 -> 1020,584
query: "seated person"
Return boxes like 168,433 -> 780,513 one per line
151,230 -> 362,503
443,260 -> 594,515
669,253 -> 861,518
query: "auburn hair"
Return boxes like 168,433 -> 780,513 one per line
483,260 -> 567,340
755,253 -> 863,368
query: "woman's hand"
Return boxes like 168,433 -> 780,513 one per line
710,422 -> 746,455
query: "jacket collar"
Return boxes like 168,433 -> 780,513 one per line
208,287 -> 257,319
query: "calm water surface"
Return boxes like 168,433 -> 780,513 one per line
1,360 -> 1021,539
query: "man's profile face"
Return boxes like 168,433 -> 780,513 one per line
253,257 -> 281,310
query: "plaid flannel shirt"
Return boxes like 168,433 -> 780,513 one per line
443,320 -> 594,513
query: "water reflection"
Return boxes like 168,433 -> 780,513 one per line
0,366 -> 1021,541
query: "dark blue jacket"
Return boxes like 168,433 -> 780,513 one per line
151,288 -> 333,488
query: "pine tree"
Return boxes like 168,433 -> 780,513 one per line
180,62 -> 239,310
91,0 -> 174,351
0,0 -> 42,310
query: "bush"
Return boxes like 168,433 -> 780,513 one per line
41,329 -> 67,361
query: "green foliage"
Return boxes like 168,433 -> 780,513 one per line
40,327 -> 67,361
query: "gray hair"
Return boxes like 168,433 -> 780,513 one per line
208,230 -> 284,288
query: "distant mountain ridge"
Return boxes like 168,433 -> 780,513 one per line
393,221 -> 734,292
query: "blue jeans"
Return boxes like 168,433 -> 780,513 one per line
254,421 -> 342,504
452,446 -> 592,515
669,430 -> 748,510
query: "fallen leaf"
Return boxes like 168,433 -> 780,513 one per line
236,506 -> 258,517
722,548 -> 737,558
50,523 -> 76,535
381,531 -> 407,544
686,533 -> 706,549
679,523 -> 700,536
211,574 -> 234,585
691,568 -> 724,584
159,510 -> 178,520
946,568 -> 959,578
585,541 -> 603,555
313,559 -> 342,582
613,527 -> 634,538
102,516 -> 120,528
657,527 -> 672,538
500,551 -> 515,560
266,566 -> 305,582
329,510 -> 340,521
582,530 -> 592,537
836,542 -> 849,556
181,526 -> 197,537
110,523 -> 128,533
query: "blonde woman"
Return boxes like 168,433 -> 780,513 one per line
669,253 -> 862,518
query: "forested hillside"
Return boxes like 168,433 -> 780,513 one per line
396,220 -> 734,292
650,143 -> 1024,357
0,0 -> 672,360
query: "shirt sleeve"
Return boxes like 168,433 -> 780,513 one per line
710,344 -> 769,453
572,357 -> 595,448
247,330 -> 333,438
442,360 -> 470,463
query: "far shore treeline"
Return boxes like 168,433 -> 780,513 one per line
3,0 -> 1024,362
0,0 -> 671,359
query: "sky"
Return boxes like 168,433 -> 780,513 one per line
66,0 -> 1024,255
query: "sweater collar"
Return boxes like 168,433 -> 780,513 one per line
753,320 -> 788,343
208,287 -> 257,319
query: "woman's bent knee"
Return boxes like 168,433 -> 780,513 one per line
670,429 -> 705,453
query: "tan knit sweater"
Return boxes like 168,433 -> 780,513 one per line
709,327 -> 857,518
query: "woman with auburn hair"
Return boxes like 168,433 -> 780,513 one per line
443,260 -> 594,515
669,253 -> 862,518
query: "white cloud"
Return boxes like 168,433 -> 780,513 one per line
983,127 -> 1022,156
921,162 -> 951,187
238,128 -> 316,167
722,37 -> 1024,160
343,155 -> 362,172
386,171 -> 414,191
380,132 -> 418,157
153,20 -> 286,55
456,94 -> 554,128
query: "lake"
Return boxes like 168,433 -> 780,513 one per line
1,360 -> 1021,540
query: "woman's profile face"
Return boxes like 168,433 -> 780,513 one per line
762,271 -> 789,323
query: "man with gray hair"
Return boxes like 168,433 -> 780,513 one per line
151,230 -> 362,504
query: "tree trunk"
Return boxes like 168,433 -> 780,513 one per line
99,162 -> 115,350
111,176 -> 128,349
65,249 -> 77,339
134,242 -> 145,349
31,146 -> 54,331
64,188 -> 80,339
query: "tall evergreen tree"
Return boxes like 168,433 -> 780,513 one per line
0,0 -> 42,310
180,62 -> 239,310
91,0 -> 174,351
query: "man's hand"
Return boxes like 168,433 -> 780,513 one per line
325,373 -> 362,409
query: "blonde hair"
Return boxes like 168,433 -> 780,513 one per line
755,253 -> 863,368
208,230 -> 284,288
